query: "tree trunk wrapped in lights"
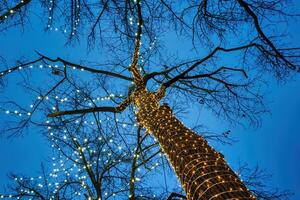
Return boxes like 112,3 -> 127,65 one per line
45,33 -> 258,200
133,86 -> 256,200
125,5 -> 256,197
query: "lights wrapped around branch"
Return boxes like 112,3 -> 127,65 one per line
0,0 -> 31,22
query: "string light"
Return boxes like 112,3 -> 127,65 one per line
0,0 -> 30,21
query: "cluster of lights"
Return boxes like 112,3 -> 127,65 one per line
0,129 -> 142,199
130,85 -> 256,199
44,115 -> 162,200
121,21 -> 257,197
1,65 -> 163,200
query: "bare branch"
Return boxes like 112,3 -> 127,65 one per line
0,0 -> 31,22
237,0 -> 297,71
47,97 -> 131,117
129,0 -> 145,88
0,53 -> 133,81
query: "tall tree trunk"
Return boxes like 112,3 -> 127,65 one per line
135,90 -> 256,200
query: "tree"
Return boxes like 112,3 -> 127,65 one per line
0,116 -> 169,200
0,0 -> 299,199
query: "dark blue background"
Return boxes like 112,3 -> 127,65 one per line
0,3 -> 299,199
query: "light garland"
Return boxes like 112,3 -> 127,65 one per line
0,0 -> 30,21
0,114 -> 140,199
46,0 -> 80,36
0,88 -> 125,124
0,63 -> 89,77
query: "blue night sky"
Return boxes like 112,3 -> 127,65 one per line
0,1 -> 300,199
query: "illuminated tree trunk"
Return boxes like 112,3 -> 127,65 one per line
135,90 -> 256,200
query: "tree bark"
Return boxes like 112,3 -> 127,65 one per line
134,89 -> 256,200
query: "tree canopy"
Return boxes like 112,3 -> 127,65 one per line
0,0 -> 299,199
